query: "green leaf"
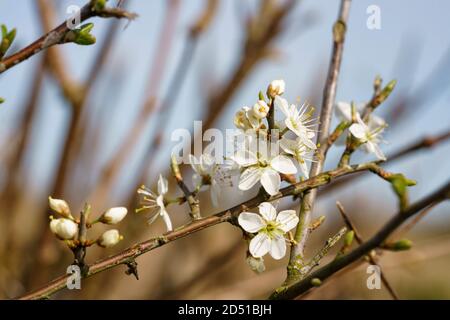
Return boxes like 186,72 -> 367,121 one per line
72,23 -> 96,46
1,25 -> 7,38
258,90 -> 265,101
0,97 -> 4,104
344,230 -> 355,247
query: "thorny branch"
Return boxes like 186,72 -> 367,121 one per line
18,160 -> 404,300
270,180 -> 450,300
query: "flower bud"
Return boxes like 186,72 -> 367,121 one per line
50,218 -> 78,240
48,196 -> 72,219
252,100 -> 269,119
99,207 -> 128,225
246,255 -> 265,273
267,79 -> 285,99
383,239 -> 412,251
97,229 -> 123,248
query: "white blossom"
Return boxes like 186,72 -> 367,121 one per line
252,100 -> 270,119
48,197 -> 72,219
349,113 -> 387,160
50,218 -> 78,240
233,137 -> 297,195
137,174 -> 173,232
267,79 -> 285,98
335,101 -> 386,145
233,106 -> 261,131
100,207 -> 127,225
275,96 -> 316,149
189,153 -> 225,207
238,202 -> 299,260
97,229 -> 122,248
279,137 -> 315,178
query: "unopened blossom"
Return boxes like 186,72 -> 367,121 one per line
267,79 -> 285,99
50,218 -> 78,240
97,229 -> 123,248
275,96 -> 317,149
246,255 -> 266,273
252,100 -> 270,119
137,174 -> 173,232
233,106 -> 260,130
233,137 -> 297,195
48,197 -> 72,219
349,113 -> 386,160
280,137 -> 315,178
189,153 -> 224,207
238,202 -> 299,259
100,207 -> 127,225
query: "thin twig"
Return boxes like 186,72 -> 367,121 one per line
17,160 -> 397,299
270,179 -> 450,300
336,201 -> 399,300
287,0 -> 352,283
0,1 -> 136,74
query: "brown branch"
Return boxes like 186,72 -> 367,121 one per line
270,180 -> 450,300
17,161 -> 390,299
287,0 -> 352,282
0,1 -> 136,74
322,129 -> 450,195
336,201 -> 399,300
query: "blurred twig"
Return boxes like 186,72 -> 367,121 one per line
336,201 -> 399,300
270,180 -> 450,300
17,160 -> 397,299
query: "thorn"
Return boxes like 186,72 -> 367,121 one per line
125,260 -> 139,280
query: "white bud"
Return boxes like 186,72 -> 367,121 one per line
233,109 -> 249,129
97,229 -> 122,248
267,79 -> 285,98
246,255 -> 265,273
48,196 -> 72,219
252,100 -> 270,118
100,207 -> 128,225
50,218 -> 78,240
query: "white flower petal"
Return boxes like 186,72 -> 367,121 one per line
210,180 -> 220,207
258,202 -> 277,221
270,235 -> 287,260
233,150 -> 258,167
279,137 -> 296,155
371,142 -> 386,160
260,168 -> 281,195
336,102 -> 352,121
299,135 -> 317,150
275,96 -> 290,117
270,155 -> 297,174
298,159 -> 309,179
276,210 -> 299,232
157,174 -> 168,195
161,209 -> 173,232
238,212 -> 266,233
238,167 -> 261,191
249,233 -> 271,258
349,123 -> 367,140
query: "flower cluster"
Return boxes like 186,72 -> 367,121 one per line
232,79 -> 317,195
134,79 -> 392,270
48,197 -> 127,248
336,101 -> 387,160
